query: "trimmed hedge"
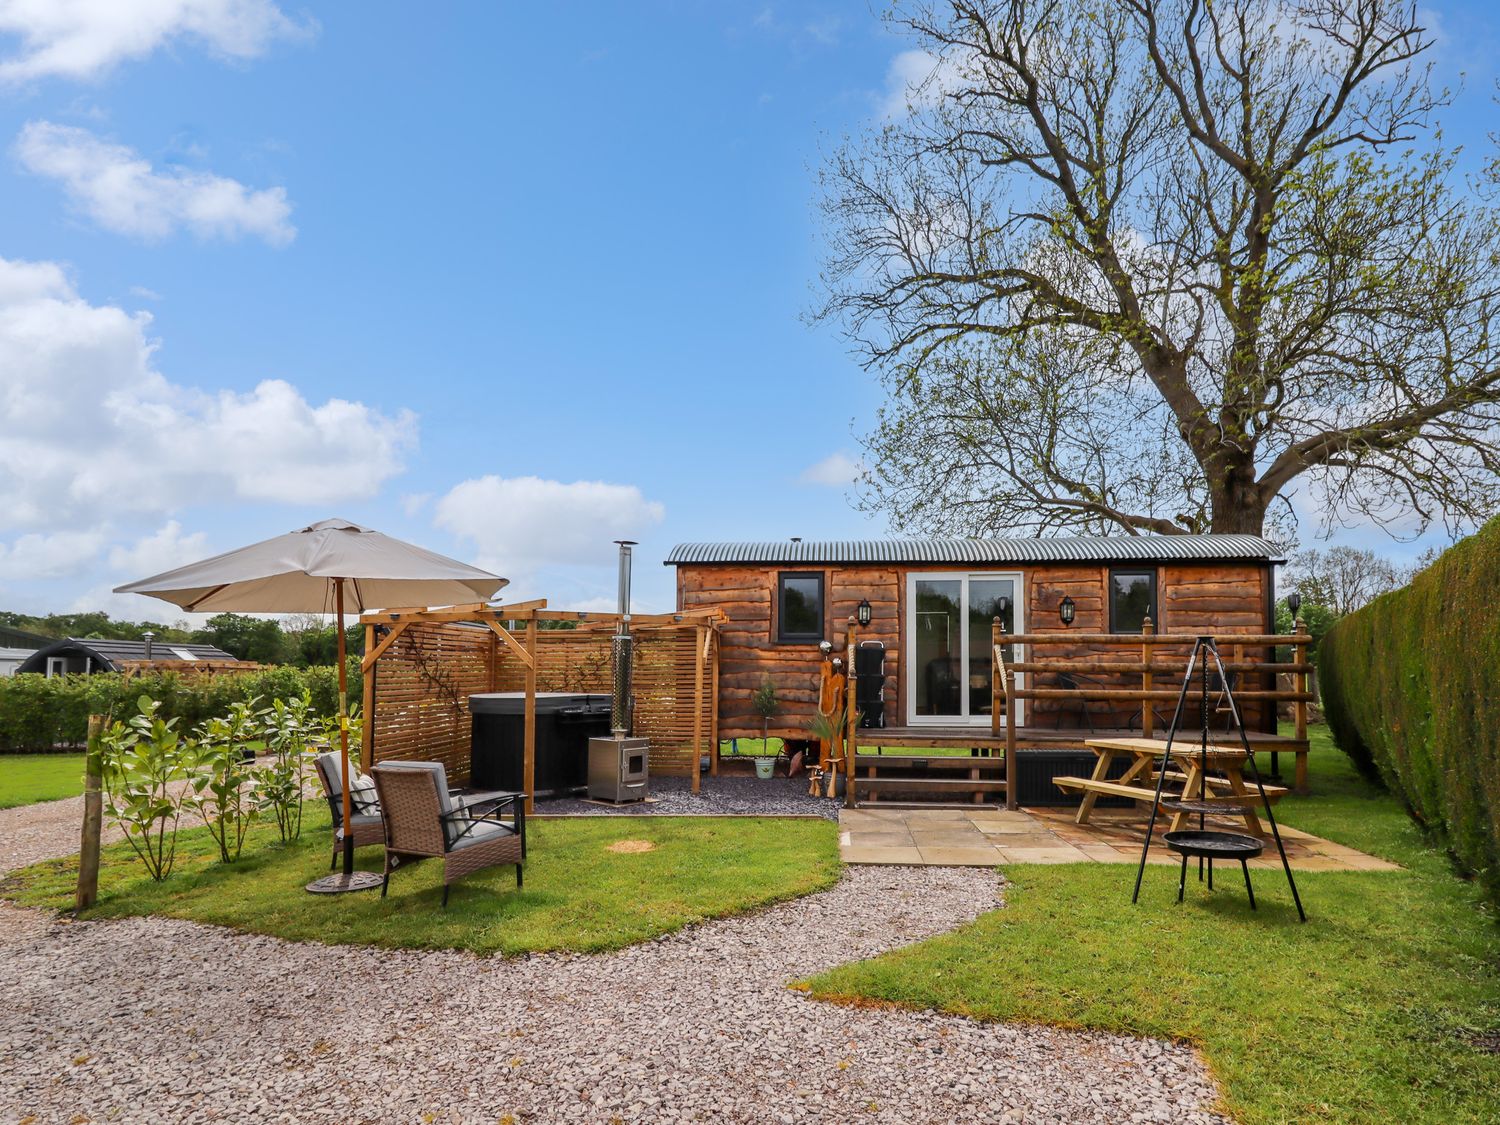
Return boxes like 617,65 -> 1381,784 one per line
1319,516 -> 1500,900
0,660 -> 361,752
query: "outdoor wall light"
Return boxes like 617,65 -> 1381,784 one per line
1287,591 -> 1301,617
1059,595 -> 1076,626
856,599 -> 873,627
819,640 -> 833,655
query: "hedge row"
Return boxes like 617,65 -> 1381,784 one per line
0,660 -> 363,752
1319,516 -> 1500,901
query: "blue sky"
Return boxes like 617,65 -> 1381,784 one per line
1,1 -> 1497,623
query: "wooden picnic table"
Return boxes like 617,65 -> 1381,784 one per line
1051,737 -> 1287,838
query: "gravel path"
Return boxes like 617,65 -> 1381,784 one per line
0,862 -> 1227,1124
0,793 -> 119,874
542,774 -> 839,820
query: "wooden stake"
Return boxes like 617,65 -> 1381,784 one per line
76,714 -> 104,912
1293,615 -> 1310,793
361,623 -> 376,770
1003,619 -> 1017,810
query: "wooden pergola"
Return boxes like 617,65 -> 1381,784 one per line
357,599 -> 723,812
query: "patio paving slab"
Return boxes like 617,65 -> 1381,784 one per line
840,805 -> 1400,871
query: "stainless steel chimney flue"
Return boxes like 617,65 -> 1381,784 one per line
611,540 -> 637,737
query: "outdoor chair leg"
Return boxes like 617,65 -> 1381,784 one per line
1177,854 -> 1188,903
1207,857 -> 1214,890
1241,861 -> 1256,910
441,883 -> 450,909
515,864 -> 523,889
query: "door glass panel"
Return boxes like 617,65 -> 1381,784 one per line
968,578 -> 1015,717
914,579 -> 962,717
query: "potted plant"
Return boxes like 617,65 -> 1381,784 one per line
750,677 -> 780,778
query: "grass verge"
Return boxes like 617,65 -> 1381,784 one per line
805,725 -> 1500,1124
2,808 -> 841,956
0,753 -> 85,809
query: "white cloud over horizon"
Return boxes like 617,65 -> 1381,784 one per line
800,450 -> 862,487
16,121 -> 296,245
0,254 -> 415,582
433,474 -> 666,596
0,0 -> 314,84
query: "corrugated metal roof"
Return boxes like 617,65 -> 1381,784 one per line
666,534 -> 1281,566
17,637 -> 239,673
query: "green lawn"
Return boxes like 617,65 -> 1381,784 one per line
2,807 -> 841,956
805,725 -> 1500,1124
0,753 -> 85,808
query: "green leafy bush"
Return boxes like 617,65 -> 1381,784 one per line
187,700 -> 261,863
1319,516 -> 1500,901
0,663 -> 360,752
254,694 -> 316,843
98,698 -> 193,882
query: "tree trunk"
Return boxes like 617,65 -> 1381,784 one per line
1208,458 -> 1268,535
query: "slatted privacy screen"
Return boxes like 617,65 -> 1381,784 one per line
370,620 -> 717,784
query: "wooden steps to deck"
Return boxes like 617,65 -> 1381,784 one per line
852,752 -> 1007,807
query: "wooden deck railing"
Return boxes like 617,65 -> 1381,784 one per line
991,617 -> 1313,809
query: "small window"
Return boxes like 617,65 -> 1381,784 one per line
777,572 -> 824,643
1109,569 -> 1157,633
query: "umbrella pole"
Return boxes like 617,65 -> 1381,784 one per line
338,577 -> 355,878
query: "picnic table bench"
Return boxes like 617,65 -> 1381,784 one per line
1053,737 -> 1288,837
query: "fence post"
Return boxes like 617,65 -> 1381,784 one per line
1294,615 -> 1310,792
77,714 -> 104,912
844,616 -> 858,809
1002,618 -> 1017,810
1141,616 -> 1155,739
692,626 -> 705,794
523,613 -> 537,815
991,616 -> 1002,737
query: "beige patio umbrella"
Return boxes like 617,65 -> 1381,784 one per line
116,518 -> 506,892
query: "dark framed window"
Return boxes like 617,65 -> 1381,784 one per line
777,572 -> 824,643
1109,569 -> 1157,634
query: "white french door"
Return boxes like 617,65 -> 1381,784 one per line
906,572 -> 1024,726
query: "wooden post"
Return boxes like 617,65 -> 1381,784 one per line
991,616 -> 1002,737
708,628 -> 720,777
361,623 -> 376,770
1293,615 -> 1309,793
692,626 -> 705,794
844,616 -> 858,808
76,714 -> 105,912
1002,617 -> 1018,810
1141,615 -> 1155,740
523,612 -> 537,815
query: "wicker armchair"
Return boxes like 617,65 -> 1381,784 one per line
314,752 -> 385,870
371,761 -> 525,908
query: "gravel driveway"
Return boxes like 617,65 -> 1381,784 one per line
0,793 -> 1227,1124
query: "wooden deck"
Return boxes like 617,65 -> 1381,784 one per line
848,726 -> 1309,808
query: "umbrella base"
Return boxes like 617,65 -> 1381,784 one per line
305,871 -> 384,895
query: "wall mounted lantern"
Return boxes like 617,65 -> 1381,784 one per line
1286,591 -> 1302,617
1059,595 -> 1076,626
856,599 -> 872,628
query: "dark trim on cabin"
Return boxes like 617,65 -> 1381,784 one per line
775,570 -> 825,644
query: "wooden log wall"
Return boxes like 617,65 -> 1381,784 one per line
678,560 -> 1276,738
370,620 -> 716,782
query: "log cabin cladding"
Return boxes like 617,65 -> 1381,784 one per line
669,536 -> 1281,740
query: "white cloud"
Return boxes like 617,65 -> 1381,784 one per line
128,284 -> 161,301
0,252 -> 416,538
433,475 -> 666,585
800,451 -> 863,487
0,528 -> 106,580
878,49 -> 962,119
16,121 -> 296,246
106,520 -> 209,577
0,0 -> 313,84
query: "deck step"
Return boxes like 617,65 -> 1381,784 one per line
855,755 -> 1005,772
858,777 -> 1009,793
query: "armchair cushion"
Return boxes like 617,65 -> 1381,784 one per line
447,818 -> 518,852
379,760 -> 454,816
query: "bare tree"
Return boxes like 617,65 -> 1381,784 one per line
817,0 -> 1500,540
1285,545 -> 1402,615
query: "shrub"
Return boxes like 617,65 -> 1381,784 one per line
98,698 -> 193,882
1319,515 -> 1500,901
0,665 -> 361,753
254,694 -> 316,843
187,700 -> 261,863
